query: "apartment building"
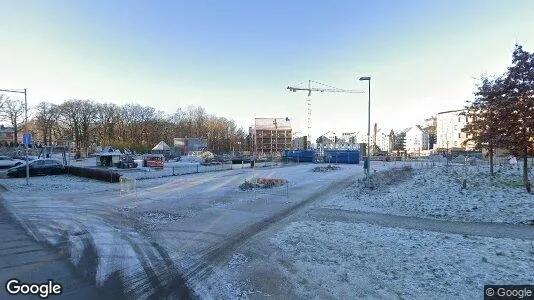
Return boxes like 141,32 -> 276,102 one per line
0,125 -> 15,144
405,125 -> 430,155
250,118 -> 292,155
375,129 -> 391,153
423,116 -> 437,149
291,136 -> 306,149
436,109 -> 475,151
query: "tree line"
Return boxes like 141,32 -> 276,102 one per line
0,98 -> 249,154
463,44 -> 534,192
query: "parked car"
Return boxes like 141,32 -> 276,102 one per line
11,155 -> 37,161
0,156 -> 25,169
6,159 -> 65,177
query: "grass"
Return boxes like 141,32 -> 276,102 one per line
361,166 -> 413,190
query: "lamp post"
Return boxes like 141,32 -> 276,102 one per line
0,88 -> 29,185
358,77 -> 371,177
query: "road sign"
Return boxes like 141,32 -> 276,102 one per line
22,133 -> 32,146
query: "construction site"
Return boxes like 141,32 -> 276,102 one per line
1,78 -> 532,299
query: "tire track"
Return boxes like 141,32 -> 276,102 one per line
185,174 -> 357,282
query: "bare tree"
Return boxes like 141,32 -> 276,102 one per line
0,94 -> 7,111
0,97 -> 25,143
34,102 -> 59,145
94,103 -> 121,144
59,99 -> 97,154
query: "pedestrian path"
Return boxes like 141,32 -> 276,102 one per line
309,208 -> 534,240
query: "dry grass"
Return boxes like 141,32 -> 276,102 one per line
239,178 -> 287,191
357,166 -> 413,192
312,165 -> 341,172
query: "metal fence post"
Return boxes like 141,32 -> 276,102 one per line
286,181 -> 289,197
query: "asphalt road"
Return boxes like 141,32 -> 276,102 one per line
0,203 -> 124,299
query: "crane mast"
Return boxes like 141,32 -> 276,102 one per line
286,80 -> 364,149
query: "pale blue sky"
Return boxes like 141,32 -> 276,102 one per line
1,0 -> 533,138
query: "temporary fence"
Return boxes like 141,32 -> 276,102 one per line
282,150 -> 315,163
126,162 -> 233,180
323,149 -> 360,164
119,177 -> 137,197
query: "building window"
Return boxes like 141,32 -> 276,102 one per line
458,133 -> 461,138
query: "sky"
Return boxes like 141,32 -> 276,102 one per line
1,0 -> 533,139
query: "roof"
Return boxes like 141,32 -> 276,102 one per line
436,109 -> 465,115
415,125 -> 427,133
399,127 -> 412,134
0,125 -> 14,133
152,141 -> 171,151
98,147 -> 123,156
254,118 -> 291,130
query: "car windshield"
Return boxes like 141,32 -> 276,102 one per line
1,2 -> 534,300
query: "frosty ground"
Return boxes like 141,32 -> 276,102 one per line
195,163 -> 534,299
1,160 -> 533,299
321,163 -> 534,224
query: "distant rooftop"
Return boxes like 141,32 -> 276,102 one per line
0,125 -> 14,133
436,109 -> 465,115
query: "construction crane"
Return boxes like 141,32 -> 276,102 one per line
286,80 -> 364,149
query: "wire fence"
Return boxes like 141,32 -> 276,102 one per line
377,155 -> 534,171
124,163 -> 233,180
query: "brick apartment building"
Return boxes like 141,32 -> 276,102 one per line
0,125 -> 15,145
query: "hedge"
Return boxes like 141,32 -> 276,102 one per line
67,166 -> 121,183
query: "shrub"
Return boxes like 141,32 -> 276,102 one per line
67,166 -> 121,183
313,165 -> 341,172
239,178 -> 287,190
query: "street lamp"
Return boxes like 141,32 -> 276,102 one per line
358,76 -> 371,177
0,88 -> 29,185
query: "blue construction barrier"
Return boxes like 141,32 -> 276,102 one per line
324,149 -> 360,164
282,150 -> 315,162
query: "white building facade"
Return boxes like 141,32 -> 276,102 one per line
375,129 -> 391,153
405,125 -> 430,155
436,110 -> 475,150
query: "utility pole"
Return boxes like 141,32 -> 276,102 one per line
24,89 -> 28,185
359,77 -> 371,177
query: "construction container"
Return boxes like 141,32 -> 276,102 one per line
282,150 -> 315,162
324,149 -> 360,164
